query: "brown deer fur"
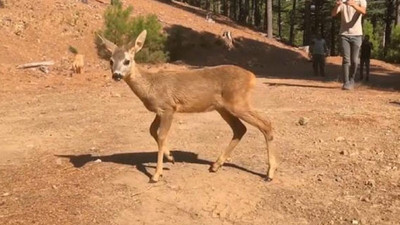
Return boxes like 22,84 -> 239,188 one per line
99,30 -> 277,183
72,54 -> 84,74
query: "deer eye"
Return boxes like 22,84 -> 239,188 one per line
123,60 -> 130,66
110,60 -> 114,66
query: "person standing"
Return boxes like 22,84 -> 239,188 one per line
310,34 -> 328,77
360,35 -> 373,81
332,0 -> 367,90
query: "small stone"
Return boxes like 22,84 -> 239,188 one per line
94,159 -> 102,163
110,92 -> 121,98
360,195 -> 371,202
352,219 -> 359,225
2,193 -> 10,197
298,117 -> 309,126
365,179 -> 375,187
335,137 -> 346,142
340,150 -> 349,156
55,158 -> 62,165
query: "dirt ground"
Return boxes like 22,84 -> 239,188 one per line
1,0 -> 400,225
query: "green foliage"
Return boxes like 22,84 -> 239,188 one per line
97,0 -> 168,63
362,20 -> 380,58
385,25 -> 400,63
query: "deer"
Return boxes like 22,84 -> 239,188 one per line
72,54 -> 84,74
98,30 -> 277,183
69,46 -> 84,74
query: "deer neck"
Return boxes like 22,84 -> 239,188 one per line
125,66 -> 152,101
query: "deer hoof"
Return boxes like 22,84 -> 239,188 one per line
164,153 -> 175,164
209,163 -> 221,173
167,155 -> 175,164
265,177 -> 273,182
149,174 -> 162,183
149,178 -> 158,183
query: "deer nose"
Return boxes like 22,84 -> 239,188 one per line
112,72 -> 123,81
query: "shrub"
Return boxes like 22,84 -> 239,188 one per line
385,25 -> 400,63
362,20 -> 381,59
96,0 -> 168,63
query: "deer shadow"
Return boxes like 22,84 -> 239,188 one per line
264,82 -> 338,89
56,150 -> 266,179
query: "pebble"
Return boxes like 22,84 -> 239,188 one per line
94,159 -> 102,163
56,158 -> 62,165
298,117 -> 309,126
352,219 -> 359,225
110,92 -> 121,98
340,150 -> 349,156
335,137 -> 346,142
365,179 -> 375,187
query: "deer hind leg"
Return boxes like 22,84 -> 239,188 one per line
150,111 -> 174,183
210,108 -> 247,172
149,115 -> 174,163
230,108 -> 277,181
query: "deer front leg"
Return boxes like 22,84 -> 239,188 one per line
149,115 -> 175,163
150,111 -> 174,183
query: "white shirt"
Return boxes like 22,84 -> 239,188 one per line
336,0 -> 367,35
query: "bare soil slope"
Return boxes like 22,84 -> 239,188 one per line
1,1 -> 399,225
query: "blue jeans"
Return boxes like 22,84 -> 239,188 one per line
340,35 -> 362,84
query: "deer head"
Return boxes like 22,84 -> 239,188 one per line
98,30 -> 147,81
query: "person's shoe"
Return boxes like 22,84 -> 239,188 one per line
342,82 -> 353,90
350,78 -> 355,85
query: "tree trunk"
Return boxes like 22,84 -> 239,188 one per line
289,0 -> 297,44
303,0 -> 311,45
330,18 -> 336,56
266,0 -> 273,38
231,0 -> 237,20
254,0 -> 261,27
396,0 -> 400,25
239,0 -> 245,23
384,0 -> 394,56
277,0 -> 282,38
222,0 -> 228,16
245,0 -> 250,24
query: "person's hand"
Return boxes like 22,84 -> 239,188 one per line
346,0 -> 356,7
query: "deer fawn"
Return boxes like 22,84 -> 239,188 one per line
72,54 -> 84,74
99,30 -> 277,183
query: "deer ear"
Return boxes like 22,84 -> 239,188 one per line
98,35 -> 117,53
130,30 -> 147,54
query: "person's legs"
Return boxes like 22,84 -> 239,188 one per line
349,36 -> 362,85
320,55 -> 326,77
340,36 -> 351,89
312,54 -> 319,76
366,59 -> 370,81
360,58 -> 365,81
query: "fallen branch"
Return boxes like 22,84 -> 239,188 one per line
17,61 -> 54,69
95,0 -> 108,4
